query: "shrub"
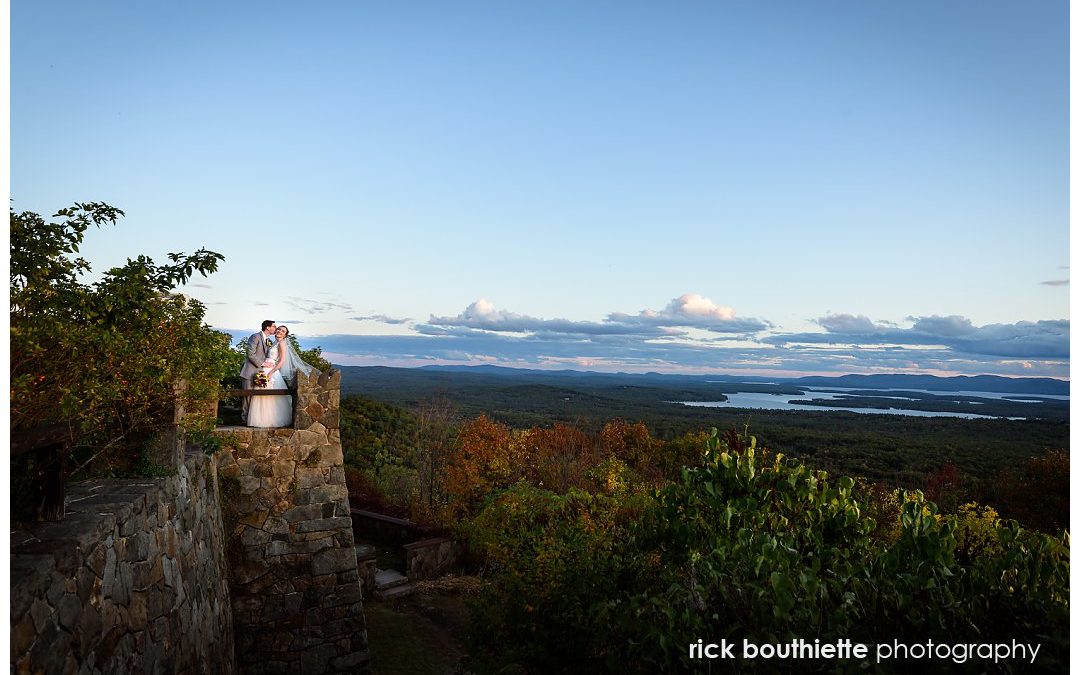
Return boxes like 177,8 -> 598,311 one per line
951,502 -> 1004,563
461,482 -> 653,672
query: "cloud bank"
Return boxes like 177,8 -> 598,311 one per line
428,294 -> 769,337
225,296 -> 1069,378
766,313 -> 1068,359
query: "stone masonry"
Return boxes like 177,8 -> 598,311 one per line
214,369 -> 369,675
10,452 -> 236,675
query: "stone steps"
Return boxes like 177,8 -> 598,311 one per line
375,568 -> 408,589
374,568 -> 415,600
375,582 -> 416,601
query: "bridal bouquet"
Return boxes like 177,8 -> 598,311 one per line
253,371 -> 269,388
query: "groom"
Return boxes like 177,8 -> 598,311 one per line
239,319 -> 276,423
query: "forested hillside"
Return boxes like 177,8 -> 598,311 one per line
337,365 -> 1068,486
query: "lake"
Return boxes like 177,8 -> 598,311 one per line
677,387 -> 1065,420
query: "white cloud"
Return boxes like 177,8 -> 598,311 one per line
286,297 -> 355,314
608,293 -> 770,334
665,293 -> 736,320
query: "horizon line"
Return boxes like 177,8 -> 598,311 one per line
324,362 -> 1071,383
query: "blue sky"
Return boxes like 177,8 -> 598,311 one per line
11,1 -> 1069,378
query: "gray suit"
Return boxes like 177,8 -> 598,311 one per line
240,331 -> 273,421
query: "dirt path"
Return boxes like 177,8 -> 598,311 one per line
365,584 -> 474,675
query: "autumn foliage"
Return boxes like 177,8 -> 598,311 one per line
444,415 -> 517,517
439,416 -> 675,520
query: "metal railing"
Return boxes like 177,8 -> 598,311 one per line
222,388 -> 295,397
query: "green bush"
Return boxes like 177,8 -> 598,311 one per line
600,430 -> 1070,671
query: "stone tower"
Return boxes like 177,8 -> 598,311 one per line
215,370 -> 369,674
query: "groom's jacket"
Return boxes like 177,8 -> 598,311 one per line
240,332 -> 272,380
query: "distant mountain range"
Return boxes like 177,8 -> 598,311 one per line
788,374 -> 1068,395
347,364 -> 1069,396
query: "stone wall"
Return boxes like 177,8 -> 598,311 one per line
355,553 -> 377,597
214,369 -> 369,675
10,452 -> 236,674
404,538 -> 464,581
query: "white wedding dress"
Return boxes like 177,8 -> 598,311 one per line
247,343 -> 292,428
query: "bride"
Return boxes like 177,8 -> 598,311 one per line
247,325 -> 317,428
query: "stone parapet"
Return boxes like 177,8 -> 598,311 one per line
295,369 -> 341,431
10,452 -> 236,674
404,537 -> 465,581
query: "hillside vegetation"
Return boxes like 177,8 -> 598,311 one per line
339,390 -> 1069,672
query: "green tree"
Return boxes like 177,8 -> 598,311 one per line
11,202 -> 234,475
